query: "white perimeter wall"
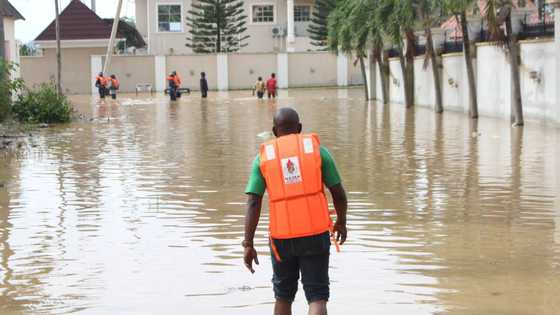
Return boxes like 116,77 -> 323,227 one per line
373,39 -> 559,125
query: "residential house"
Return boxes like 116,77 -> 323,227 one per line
135,0 -> 316,55
2,1 -> 24,67
23,0 -> 144,94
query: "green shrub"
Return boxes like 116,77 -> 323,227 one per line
12,83 -> 72,124
0,61 -> 24,122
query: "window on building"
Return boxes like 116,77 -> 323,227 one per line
294,5 -> 311,22
252,5 -> 274,23
158,4 -> 182,32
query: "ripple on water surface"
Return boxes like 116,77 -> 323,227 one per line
0,89 -> 559,314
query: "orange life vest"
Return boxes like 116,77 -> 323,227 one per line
111,78 -> 120,89
96,76 -> 107,87
259,133 -> 332,241
175,74 -> 182,86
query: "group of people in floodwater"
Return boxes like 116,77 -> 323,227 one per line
94,72 -> 120,100
94,71 -> 278,101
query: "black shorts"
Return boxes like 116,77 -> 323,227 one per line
271,232 -> 331,303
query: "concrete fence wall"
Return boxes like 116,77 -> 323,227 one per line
20,50 -> 364,95
373,38 -> 559,125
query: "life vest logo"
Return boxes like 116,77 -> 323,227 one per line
281,157 -> 302,184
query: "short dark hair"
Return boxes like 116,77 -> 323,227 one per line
201,72 -> 206,77
271,73 -> 276,78
258,77 -> 262,80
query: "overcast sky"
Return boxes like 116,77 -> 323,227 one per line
12,0 -> 137,43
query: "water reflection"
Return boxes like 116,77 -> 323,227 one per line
0,89 -> 558,314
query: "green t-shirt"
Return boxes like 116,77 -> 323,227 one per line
245,146 -> 341,196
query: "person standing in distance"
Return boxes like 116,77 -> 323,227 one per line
266,73 -> 278,99
243,107 -> 348,315
200,72 -> 209,98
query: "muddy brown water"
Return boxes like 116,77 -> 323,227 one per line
0,88 -> 559,315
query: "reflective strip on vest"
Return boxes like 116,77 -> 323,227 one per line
259,133 -> 331,239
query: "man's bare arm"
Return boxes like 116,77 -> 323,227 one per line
328,183 -> 348,244
243,193 -> 263,273
244,193 -> 263,244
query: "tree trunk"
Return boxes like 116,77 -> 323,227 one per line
375,51 -> 389,104
55,0 -> 62,95
380,50 -> 390,104
426,27 -> 443,113
459,12 -> 478,119
506,14 -> 524,126
398,50 -> 409,107
404,30 -> 415,108
358,55 -> 369,100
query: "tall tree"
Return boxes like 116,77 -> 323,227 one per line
483,0 -> 524,126
377,0 -> 416,108
443,0 -> 478,119
308,0 -> 336,50
186,0 -> 249,53
328,0 -> 370,100
417,0 -> 445,113
54,0 -> 62,95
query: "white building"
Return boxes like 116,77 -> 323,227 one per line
135,0 -> 316,55
2,1 -> 24,67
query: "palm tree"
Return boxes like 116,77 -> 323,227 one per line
376,0 -> 416,108
483,0 -> 524,126
443,0 -> 479,119
329,0 -> 390,103
416,0 -> 445,113
327,0 -> 370,100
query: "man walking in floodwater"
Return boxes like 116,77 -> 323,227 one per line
243,108 -> 348,315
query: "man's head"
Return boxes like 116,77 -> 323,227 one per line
271,73 -> 276,79
98,72 -> 103,76
172,71 -> 177,76
258,77 -> 262,81
110,74 -> 116,79
273,107 -> 302,137
201,72 -> 206,78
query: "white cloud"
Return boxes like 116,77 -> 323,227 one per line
12,0 -> 136,43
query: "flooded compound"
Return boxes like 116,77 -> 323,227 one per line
0,88 -> 559,315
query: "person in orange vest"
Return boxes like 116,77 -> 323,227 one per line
243,107 -> 348,315
95,72 -> 108,99
108,74 -> 120,100
167,72 -> 179,101
172,71 -> 182,87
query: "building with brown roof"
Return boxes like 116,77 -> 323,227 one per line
34,0 -> 125,49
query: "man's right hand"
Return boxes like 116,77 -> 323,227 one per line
243,246 -> 259,274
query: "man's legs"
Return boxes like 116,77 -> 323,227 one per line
271,242 -> 298,315
308,301 -> 327,315
274,299 -> 292,315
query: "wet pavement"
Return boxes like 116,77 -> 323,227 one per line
0,88 -> 559,314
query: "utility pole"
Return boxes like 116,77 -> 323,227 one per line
103,0 -> 123,74
55,0 -> 62,95
0,0 -> 6,62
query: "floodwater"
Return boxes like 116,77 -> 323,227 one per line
0,88 -> 559,315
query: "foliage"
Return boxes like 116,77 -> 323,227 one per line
0,61 -> 25,122
12,84 -> 72,124
19,44 -> 40,57
308,0 -> 337,50
186,0 -> 250,53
